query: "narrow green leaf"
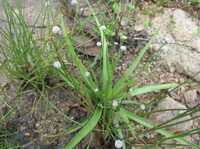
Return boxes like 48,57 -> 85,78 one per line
64,107 -> 102,149
113,27 -> 161,92
119,108 -> 200,149
120,113 -> 137,139
60,16 -> 96,89
85,0 -> 112,93
129,84 -> 179,96
48,119 -> 88,138
113,119 -> 126,149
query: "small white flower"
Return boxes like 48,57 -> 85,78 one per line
94,88 -> 99,92
140,104 -> 145,110
164,37 -> 171,43
161,46 -> 169,52
96,42 -> 102,47
45,1 -> 50,6
53,61 -> 61,69
114,42 -> 118,45
129,88 -> 133,92
100,25 -> 106,30
112,100 -> 118,107
85,71 -> 90,77
120,46 -> 127,51
71,0 -> 78,6
115,140 -> 123,149
52,26 -> 60,34
121,35 -> 127,40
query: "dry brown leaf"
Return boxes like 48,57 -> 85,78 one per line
73,35 -> 100,56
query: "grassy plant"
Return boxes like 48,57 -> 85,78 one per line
0,0 -> 199,148
0,0 -> 56,87
49,1 -> 200,148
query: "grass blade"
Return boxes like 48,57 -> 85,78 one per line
85,0 -> 112,93
119,108 -> 200,149
113,27 -> 161,92
60,16 -> 96,89
129,84 -> 179,96
48,119 -> 88,138
63,107 -> 102,149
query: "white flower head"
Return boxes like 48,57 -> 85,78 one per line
161,46 -> 169,52
45,1 -> 50,6
140,104 -> 145,110
100,25 -> 106,30
94,88 -> 99,92
71,0 -> 78,6
115,140 -> 123,149
164,37 -> 171,43
85,71 -> 90,77
114,42 -> 118,45
129,88 -> 133,92
96,42 -> 102,47
53,61 -> 61,69
112,100 -> 119,107
121,35 -> 127,40
52,26 -> 60,34
120,46 -> 127,51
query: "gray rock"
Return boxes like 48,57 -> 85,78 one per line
184,90 -> 198,108
149,96 -> 193,132
0,0 -> 61,27
133,7 -> 200,81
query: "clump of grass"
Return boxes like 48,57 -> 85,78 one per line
0,0 -> 56,87
48,1 -> 199,149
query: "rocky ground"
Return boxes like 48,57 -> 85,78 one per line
0,0 -> 199,148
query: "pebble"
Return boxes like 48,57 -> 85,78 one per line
184,90 -> 197,108
35,123 -> 40,128
25,132 -> 30,137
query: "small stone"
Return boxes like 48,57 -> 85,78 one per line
35,123 -> 40,128
20,126 -> 27,131
184,90 -> 197,108
48,109 -> 56,115
25,132 -> 30,137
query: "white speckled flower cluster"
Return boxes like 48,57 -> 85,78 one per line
85,71 -> 91,77
52,26 -> 60,34
71,0 -> 78,6
115,140 -> 123,148
53,61 -> 61,69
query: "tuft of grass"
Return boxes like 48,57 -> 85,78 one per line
0,0 -> 56,87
